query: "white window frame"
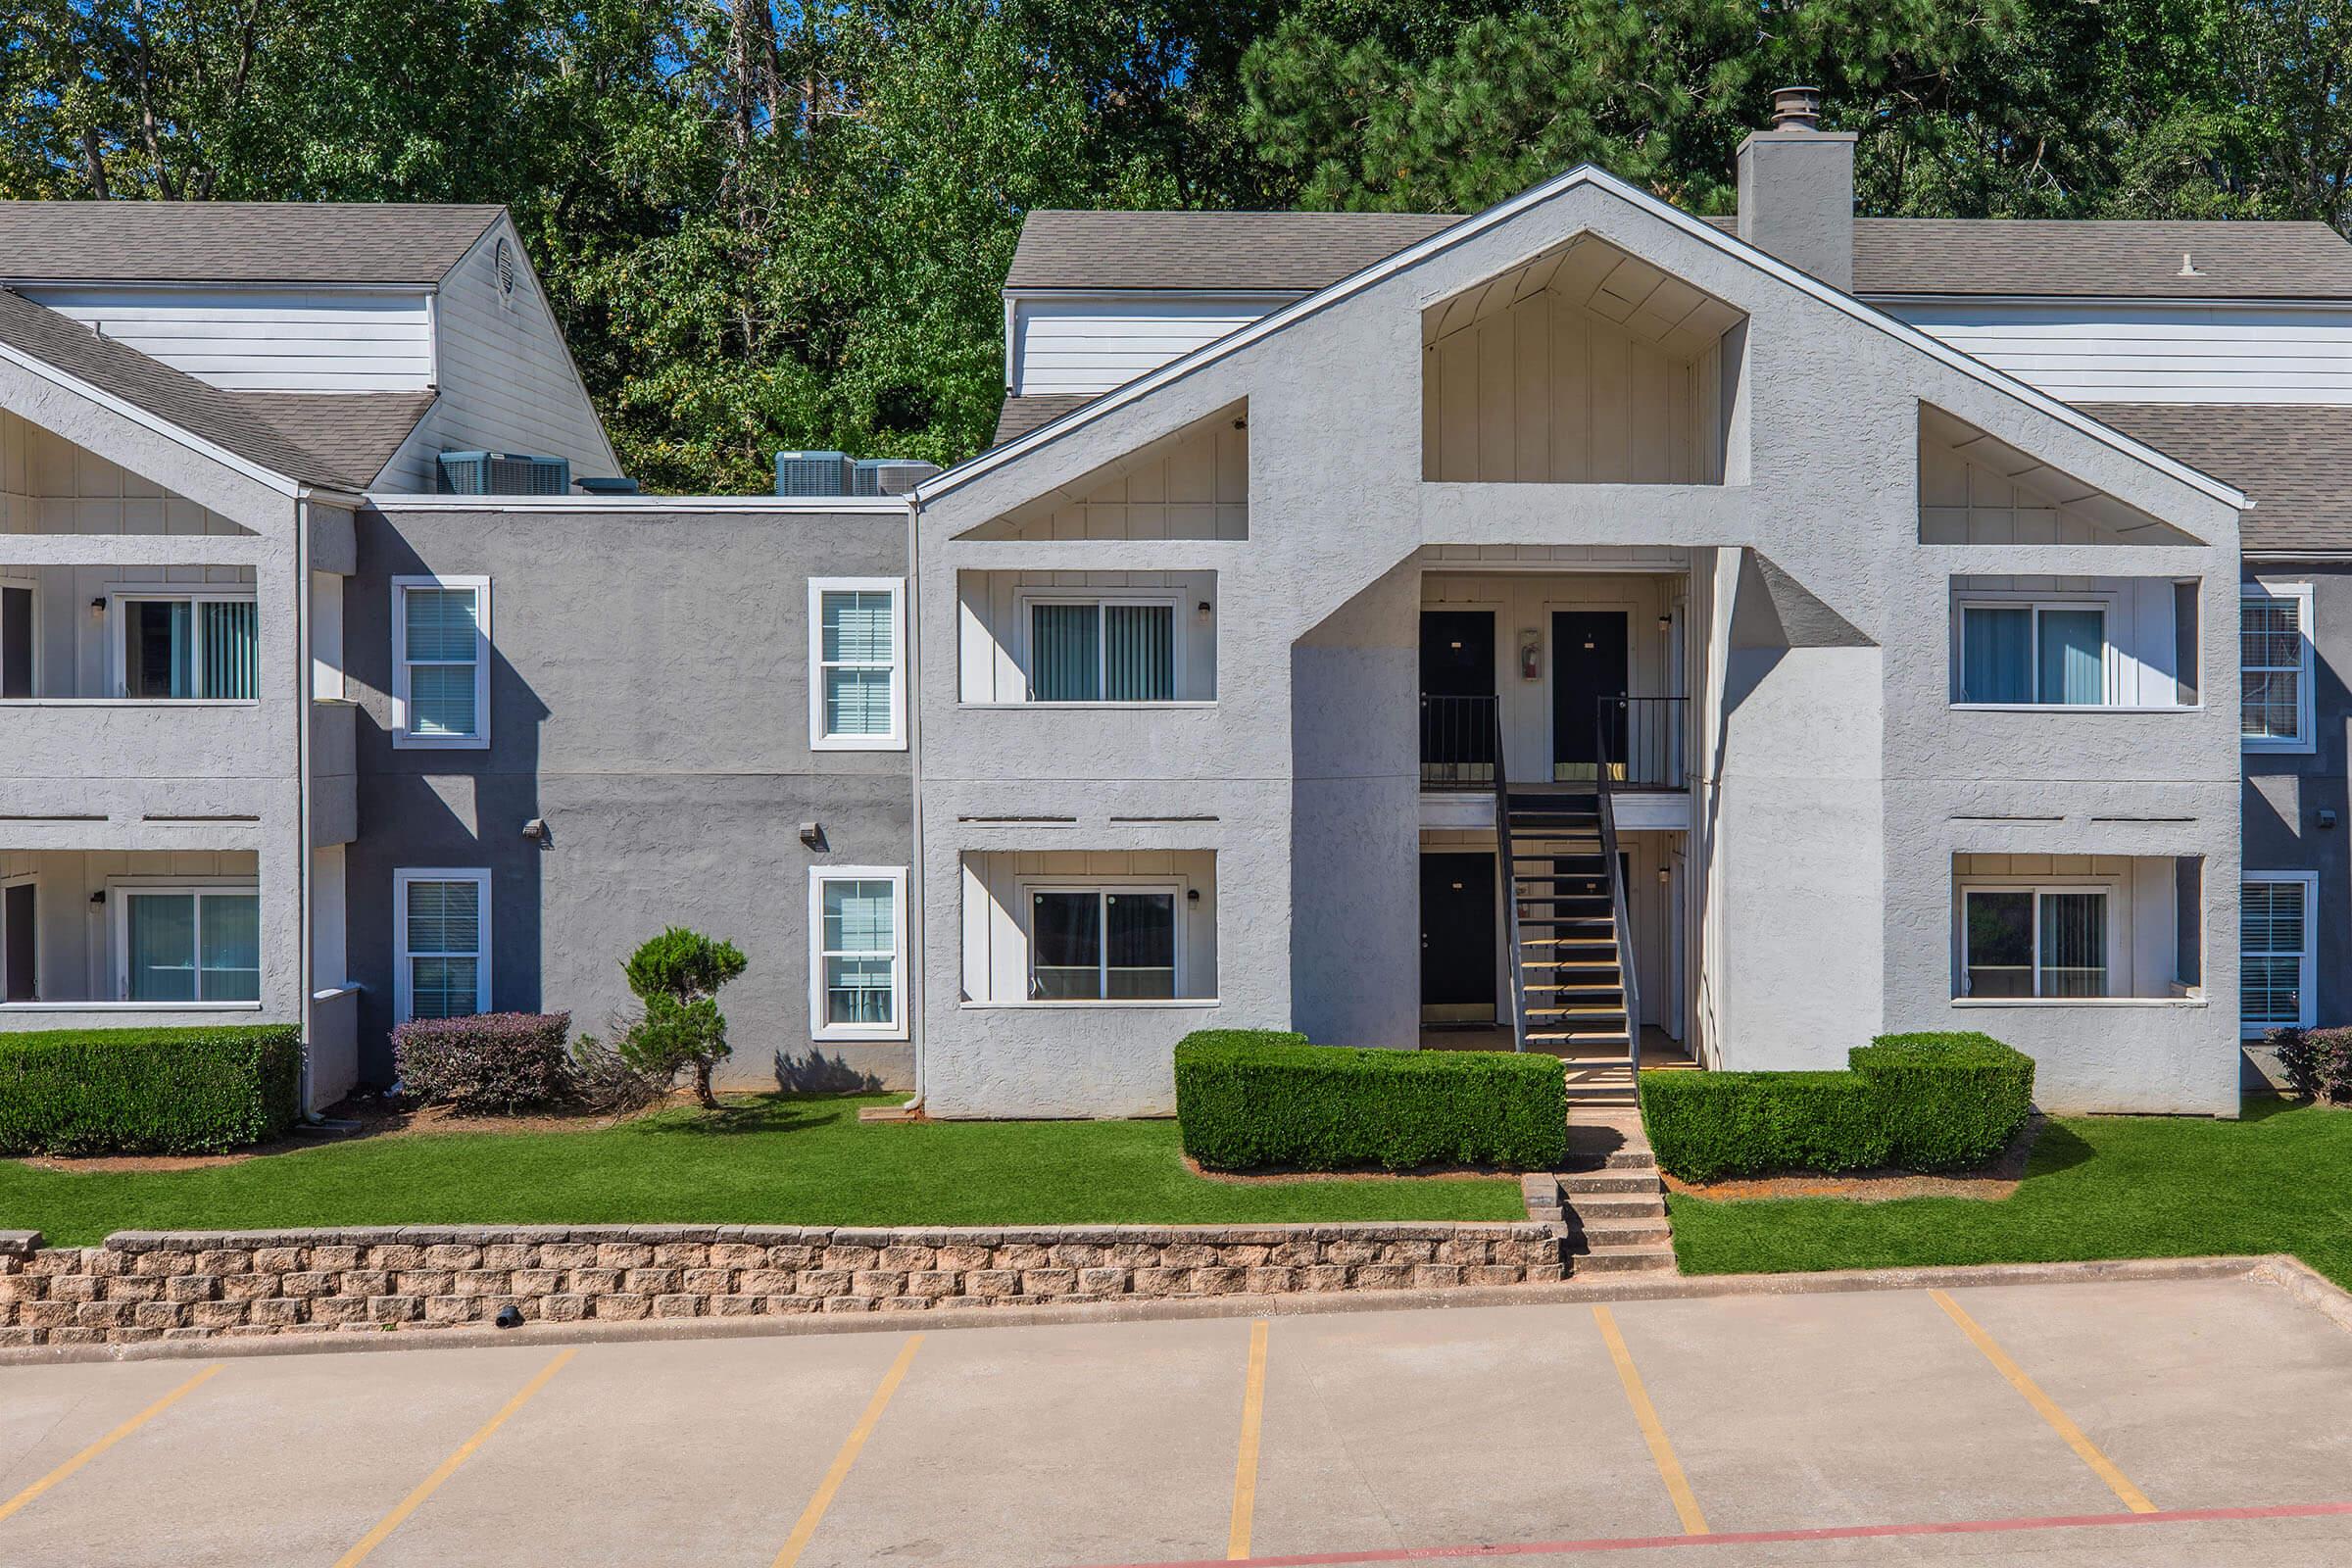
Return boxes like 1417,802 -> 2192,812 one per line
106,877 -> 265,1007
1018,877 -> 1186,1003
0,872 -> 36,1004
807,865 -> 908,1041
106,588 -> 260,702
1952,595 -> 2117,709
1014,591 -> 1187,705
0,574 -> 36,699
391,575 -> 492,750
1957,880 -> 2117,1001
808,577 -> 906,750
2240,870 -> 2319,1036
2241,580 -> 2315,755
392,867 -> 492,1024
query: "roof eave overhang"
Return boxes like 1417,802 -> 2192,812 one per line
924,167 -> 2248,513
1868,290 -> 2352,310
0,338 -> 302,499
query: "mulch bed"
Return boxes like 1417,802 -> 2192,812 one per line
1661,1115 -> 2042,1203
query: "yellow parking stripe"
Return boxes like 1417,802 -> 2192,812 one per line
1227,1319 -> 1271,1560
331,1348 -> 577,1566
772,1334 -> 924,1568
1593,1305 -> 1709,1536
0,1364 -> 221,1527
1931,1290 -> 2157,1513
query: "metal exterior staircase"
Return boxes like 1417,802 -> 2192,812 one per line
1500,788 -> 1636,1108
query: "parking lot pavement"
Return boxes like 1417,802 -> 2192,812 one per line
2,1272 -> 2350,1567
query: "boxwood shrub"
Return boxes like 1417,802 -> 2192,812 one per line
393,1011 -> 575,1114
0,1024 -> 302,1155
1641,1031 -> 2034,1183
1174,1029 -> 1567,1173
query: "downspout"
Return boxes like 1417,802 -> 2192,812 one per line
294,493 -> 316,1117
904,488 -> 924,1109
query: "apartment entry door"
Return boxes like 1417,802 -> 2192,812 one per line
1420,852 -> 1496,1023
1420,611 -> 1497,784
1552,611 -> 1629,782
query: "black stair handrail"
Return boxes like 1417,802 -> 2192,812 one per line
1593,702 -> 1642,1075
1595,695 -> 1690,791
1490,698 -> 1527,1051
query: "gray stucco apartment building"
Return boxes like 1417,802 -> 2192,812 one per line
1,96 -> 2347,1119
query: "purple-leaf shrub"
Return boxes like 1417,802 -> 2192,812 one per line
392,1011 -> 575,1113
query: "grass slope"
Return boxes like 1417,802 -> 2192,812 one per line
0,1094 -> 1524,1247
1668,1097 -> 2352,1289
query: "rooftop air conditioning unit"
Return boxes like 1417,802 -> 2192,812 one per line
437,451 -> 570,496
775,450 -> 852,497
852,458 -> 943,497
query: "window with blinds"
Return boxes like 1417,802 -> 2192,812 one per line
809,580 -> 905,748
1028,601 -> 1176,702
2241,876 -> 2314,1031
393,577 -> 490,747
1957,603 -> 2107,705
2242,587 -> 2311,748
1028,886 -> 1178,1000
120,887 -> 259,1003
1962,887 -> 2108,999
396,870 -> 489,1022
808,867 -> 906,1038
116,594 -> 258,700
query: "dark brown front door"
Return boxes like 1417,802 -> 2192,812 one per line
1421,853 -> 1495,1016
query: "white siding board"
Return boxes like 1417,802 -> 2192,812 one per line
1891,301 -> 2352,404
1012,296 -> 1292,395
20,285 -> 432,391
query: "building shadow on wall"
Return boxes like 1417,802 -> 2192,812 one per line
774,1048 -> 886,1093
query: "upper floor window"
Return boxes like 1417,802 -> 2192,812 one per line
111,591 -> 257,701
1957,602 -> 2108,706
2242,583 -> 2314,753
808,578 -> 905,750
392,576 -> 490,748
1029,599 -> 1176,702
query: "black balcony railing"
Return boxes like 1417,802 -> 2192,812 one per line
1596,696 -> 1689,791
1420,693 -> 1498,789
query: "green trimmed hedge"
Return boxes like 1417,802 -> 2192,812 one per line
0,1025 -> 303,1155
1174,1029 -> 1567,1173
1641,1032 -> 2034,1183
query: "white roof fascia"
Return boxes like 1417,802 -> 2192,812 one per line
925,166 -> 2246,512
364,493 -> 910,514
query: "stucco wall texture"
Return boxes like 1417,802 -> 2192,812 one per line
342,504 -> 912,1091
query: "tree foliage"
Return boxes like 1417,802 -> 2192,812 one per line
617,926 -> 747,1110
3,1 -> 2349,488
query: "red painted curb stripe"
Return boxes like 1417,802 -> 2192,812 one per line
1072,1499 -> 2352,1567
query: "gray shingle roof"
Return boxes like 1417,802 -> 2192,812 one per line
2081,404 -> 2352,552
992,393 -> 1097,446
0,202 -> 503,284
1010,209 -> 2352,300
0,287 -> 422,487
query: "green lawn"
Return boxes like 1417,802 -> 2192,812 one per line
1669,1096 -> 2352,1289
0,1094 -> 1524,1247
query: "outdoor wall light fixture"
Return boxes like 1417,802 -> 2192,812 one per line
799,821 -> 823,847
1197,600 -> 1213,619
1186,888 -> 1201,903
89,597 -> 106,614
89,890 -> 105,905
1658,612 -> 1673,631
521,817 -> 548,841
1657,866 -> 1671,885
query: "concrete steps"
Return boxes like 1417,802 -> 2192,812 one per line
1528,1130 -> 1679,1277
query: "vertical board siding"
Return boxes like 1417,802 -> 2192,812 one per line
0,849 -> 258,1003
981,418 -> 1248,541
956,569 -> 1217,702
1013,297 -> 1292,396
21,286 -> 432,392
1891,301 -> 2352,405
1920,431 -> 2137,545
1423,290 -> 1719,483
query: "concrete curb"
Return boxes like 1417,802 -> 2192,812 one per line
0,1251 -> 2326,1368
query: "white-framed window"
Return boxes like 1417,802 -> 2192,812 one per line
1022,596 -> 1179,703
393,868 -> 491,1023
2,874 -> 35,1003
108,590 -> 258,700
2242,581 -> 2314,753
808,578 -> 906,750
2241,872 -> 2318,1035
391,576 -> 491,748
1960,885 -> 2111,999
1,576 -> 34,700
808,866 -> 906,1040
110,881 -> 261,1003
1024,882 -> 1181,1001
1956,600 -> 2111,706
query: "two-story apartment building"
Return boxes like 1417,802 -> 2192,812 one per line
3,93 -> 2346,1123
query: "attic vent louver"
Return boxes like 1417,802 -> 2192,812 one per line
495,237 -> 516,296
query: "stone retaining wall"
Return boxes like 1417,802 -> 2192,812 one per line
0,1222 -> 1568,1347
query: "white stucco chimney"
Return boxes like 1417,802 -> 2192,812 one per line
1736,86 -> 1856,292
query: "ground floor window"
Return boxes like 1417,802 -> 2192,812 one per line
117,885 -> 260,1002
808,866 -> 906,1039
1028,885 -> 1178,1000
2242,874 -> 2316,1033
394,869 -> 490,1023
1962,886 -> 2108,999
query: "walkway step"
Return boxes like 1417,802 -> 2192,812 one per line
1561,1194 -> 1667,1221
1561,1170 -> 1661,1195
1571,1219 -> 1675,1249
1570,1245 -> 1679,1274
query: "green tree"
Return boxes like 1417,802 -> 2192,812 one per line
617,927 -> 749,1110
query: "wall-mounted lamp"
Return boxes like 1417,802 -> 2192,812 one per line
1656,866 -> 1671,885
1186,888 -> 1201,903
89,889 -> 105,905
1657,612 -> 1674,632
520,817 -> 548,841
1196,600 -> 1213,620
2322,809 -> 2339,832
799,821 -> 825,849
89,596 -> 107,615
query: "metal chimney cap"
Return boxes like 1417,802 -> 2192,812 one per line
1770,85 -> 1823,131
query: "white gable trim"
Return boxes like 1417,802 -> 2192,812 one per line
922,167 -> 2247,512
0,338 -> 300,498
